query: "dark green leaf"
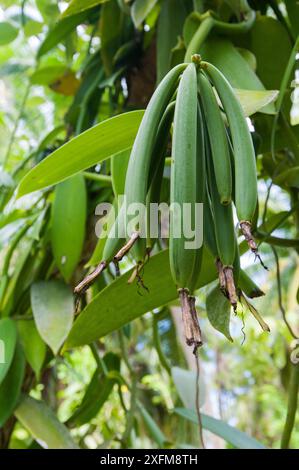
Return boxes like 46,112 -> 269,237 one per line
175,408 -> 266,449
65,248 -> 216,349
17,110 -> 144,198
15,395 -> 79,449
0,22 -> 18,46
67,352 -> 120,427
100,0 -> 122,75
31,281 -> 74,354
235,89 -> 278,117
131,0 -> 158,28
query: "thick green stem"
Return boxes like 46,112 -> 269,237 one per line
281,363 -> 299,448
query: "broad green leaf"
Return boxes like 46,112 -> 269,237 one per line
172,366 -> 205,410
38,11 -> 90,57
65,248 -> 216,349
201,37 -> 275,114
0,318 -> 17,385
36,0 -> 60,21
0,22 -> 18,46
273,166 -> 299,189
61,0 -> 107,18
17,110 -> 144,198
31,281 -> 74,354
183,11 -> 201,46
0,343 -> 25,427
15,395 -> 79,449
250,16 -> 292,90
18,320 -> 46,379
156,0 -> 187,82
175,408 -> 266,449
206,285 -> 232,341
131,0 -> 158,28
67,352 -> 120,427
235,89 -> 278,117
30,66 -> 67,85
258,211 -> 291,235
138,404 -> 167,447
111,148 -> 130,197
0,61 -> 30,77
89,147 -> 130,267
51,175 -> 86,281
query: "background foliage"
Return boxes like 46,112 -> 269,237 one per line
0,0 -> 299,449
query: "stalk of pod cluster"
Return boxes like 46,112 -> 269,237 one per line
75,55 -> 265,352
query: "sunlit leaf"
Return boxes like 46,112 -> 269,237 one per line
273,166 -> 299,189
111,148 -> 130,197
175,408 -> 266,449
172,366 -> 205,410
15,395 -> 79,449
